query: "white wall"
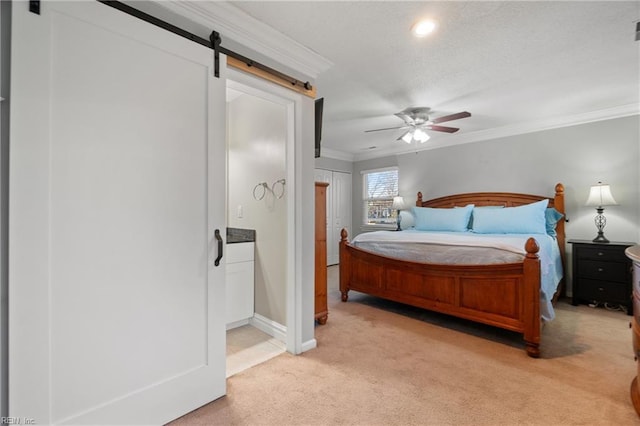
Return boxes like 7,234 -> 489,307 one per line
352,115 -> 640,292
228,94 -> 287,326
315,156 -> 353,174
353,116 -> 639,239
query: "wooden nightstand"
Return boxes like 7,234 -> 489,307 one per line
569,239 -> 635,315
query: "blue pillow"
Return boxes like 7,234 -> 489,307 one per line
469,205 -> 504,228
545,207 -> 564,237
472,199 -> 548,234
412,204 -> 474,232
399,210 -> 415,230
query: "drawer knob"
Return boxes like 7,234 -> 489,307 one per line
630,322 -> 633,329
597,268 -> 604,272
598,287 -> 604,292
598,252 -> 604,256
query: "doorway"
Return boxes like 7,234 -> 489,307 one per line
225,77 -> 293,376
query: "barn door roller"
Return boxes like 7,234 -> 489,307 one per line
29,0 -> 40,14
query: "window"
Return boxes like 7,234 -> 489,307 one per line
362,167 -> 399,226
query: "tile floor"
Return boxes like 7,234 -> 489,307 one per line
226,325 -> 285,378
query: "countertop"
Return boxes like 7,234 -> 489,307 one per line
227,227 -> 256,244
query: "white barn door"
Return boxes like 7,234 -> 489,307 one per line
10,2 -> 226,424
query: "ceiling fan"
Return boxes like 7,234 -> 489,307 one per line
365,107 -> 471,144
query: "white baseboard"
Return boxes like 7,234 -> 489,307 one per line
249,313 -> 286,344
301,338 -> 317,353
226,318 -> 250,331
247,315 -> 317,353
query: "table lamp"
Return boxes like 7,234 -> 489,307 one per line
585,181 -> 618,243
392,196 -> 406,231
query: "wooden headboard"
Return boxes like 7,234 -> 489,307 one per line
416,183 -> 566,263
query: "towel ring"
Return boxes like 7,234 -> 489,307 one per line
272,179 -> 286,199
253,182 -> 268,201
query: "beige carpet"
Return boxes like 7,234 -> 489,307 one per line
171,266 -> 639,425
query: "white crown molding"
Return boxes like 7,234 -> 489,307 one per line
353,103 -> 640,162
160,1 -> 333,79
319,147 -> 355,162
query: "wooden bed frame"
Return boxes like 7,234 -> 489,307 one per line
339,183 -> 565,358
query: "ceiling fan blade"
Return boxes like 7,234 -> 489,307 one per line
431,111 -> 471,124
428,125 -> 459,133
364,125 -> 410,133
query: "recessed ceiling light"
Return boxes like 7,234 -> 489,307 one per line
411,19 -> 438,38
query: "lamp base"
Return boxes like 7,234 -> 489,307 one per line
592,232 -> 610,243
592,208 -> 610,243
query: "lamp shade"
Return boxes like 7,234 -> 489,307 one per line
585,182 -> 618,207
392,196 -> 406,210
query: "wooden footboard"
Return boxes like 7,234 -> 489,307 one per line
339,229 -> 542,357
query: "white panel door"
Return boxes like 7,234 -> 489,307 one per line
10,2 -> 226,424
314,169 -> 351,266
329,171 -> 352,265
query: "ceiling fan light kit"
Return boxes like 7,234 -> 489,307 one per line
400,128 -> 430,144
366,107 -> 471,144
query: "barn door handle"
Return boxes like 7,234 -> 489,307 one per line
214,229 -> 223,266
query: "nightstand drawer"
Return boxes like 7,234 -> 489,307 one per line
578,260 -> 629,283
580,279 -> 629,303
577,246 -> 625,262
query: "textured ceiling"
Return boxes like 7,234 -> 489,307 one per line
231,1 -> 640,161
